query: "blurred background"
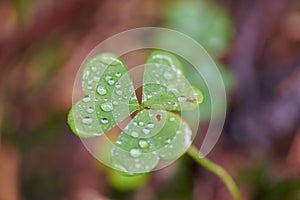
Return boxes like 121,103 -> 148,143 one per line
1,0 -> 300,199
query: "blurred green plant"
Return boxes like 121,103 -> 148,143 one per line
107,171 -> 149,191
162,0 -> 233,58
241,163 -> 300,200
160,0 -> 235,123
68,51 -> 241,199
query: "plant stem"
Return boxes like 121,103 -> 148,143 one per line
187,145 -> 242,200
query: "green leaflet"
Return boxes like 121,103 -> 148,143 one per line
111,109 -> 192,174
68,51 -> 203,174
68,53 -> 139,137
142,51 -> 203,111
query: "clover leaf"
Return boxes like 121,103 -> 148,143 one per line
111,109 -> 192,174
142,51 -> 203,111
68,50 -> 203,175
68,53 -> 139,138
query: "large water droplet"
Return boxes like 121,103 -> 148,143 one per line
139,140 -> 149,149
100,102 -> 113,112
115,72 -> 122,77
178,96 -> 186,102
142,129 -> 150,134
86,107 -> 94,113
163,71 -> 174,80
131,131 -> 139,138
130,148 -> 142,158
138,122 -> 145,126
108,79 -> 115,85
97,86 -> 107,95
105,76 -> 112,81
169,117 -> 175,122
147,123 -> 154,128
82,117 -> 93,124
101,118 -> 109,124
115,83 -> 121,89
82,96 -> 91,102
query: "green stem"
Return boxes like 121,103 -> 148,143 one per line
187,145 -> 242,200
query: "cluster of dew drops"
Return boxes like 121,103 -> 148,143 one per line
118,114 -> 178,159
78,59 -> 194,161
80,65 -> 125,126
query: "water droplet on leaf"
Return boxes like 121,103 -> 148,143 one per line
82,96 -> 91,102
115,83 -> 121,88
139,140 -> 149,149
138,122 -> 145,126
97,86 -> 107,95
147,123 -> 154,128
101,118 -> 109,124
82,117 -> 93,124
130,148 -> 142,158
94,76 -> 100,82
86,107 -> 94,113
163,71 -> 174,80
91,66 -> 97,72
131,131 -> 139,138
107,79 -> 115,85
178,96 -> 186,102
142,129 -> 150,134
100,102 -> 113,112
105,76 -> 112,81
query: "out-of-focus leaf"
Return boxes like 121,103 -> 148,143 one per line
162,0 -> 233,57
108,171 -> 149,191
